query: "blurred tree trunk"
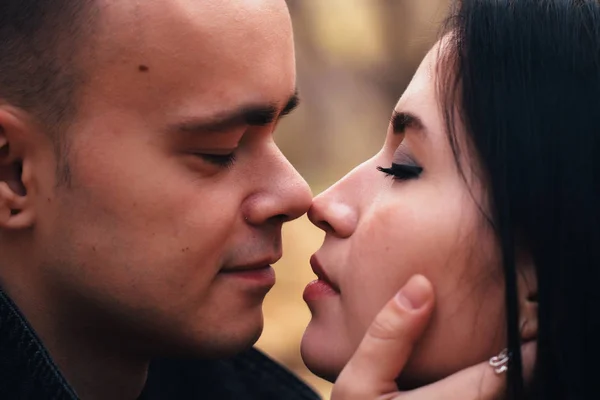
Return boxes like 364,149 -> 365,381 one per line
373,0 -> 449,104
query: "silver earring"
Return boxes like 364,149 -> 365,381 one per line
489,348 -> 510,374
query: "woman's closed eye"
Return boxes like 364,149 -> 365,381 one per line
377,163 -> 423,181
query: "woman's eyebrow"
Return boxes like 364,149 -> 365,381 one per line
391,110 -> 427,136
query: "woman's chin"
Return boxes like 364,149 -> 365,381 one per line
300,340 -> 340,382
300,322 -> 351,383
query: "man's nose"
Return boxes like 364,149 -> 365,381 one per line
243,147 -> 312,226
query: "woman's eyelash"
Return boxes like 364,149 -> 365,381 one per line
197,153 -> 236,168
377,163 -> 423,181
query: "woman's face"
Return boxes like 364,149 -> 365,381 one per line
301,42 -> 506,386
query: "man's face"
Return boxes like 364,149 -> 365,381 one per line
31,0 -> 311,357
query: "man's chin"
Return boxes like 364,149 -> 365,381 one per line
169,319 -> 265,360
197,326 -> 264,359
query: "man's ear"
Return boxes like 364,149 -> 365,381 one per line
516,250 -> 538,342
0,108 -> 36,230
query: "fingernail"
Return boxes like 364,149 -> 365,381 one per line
395,275 -> 430,310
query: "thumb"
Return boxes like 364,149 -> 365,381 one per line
332,275 -> 435,400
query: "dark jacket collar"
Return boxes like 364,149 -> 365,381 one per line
142,349 -> 321,400
0,288 -> 78,399
0,288 -> 321,399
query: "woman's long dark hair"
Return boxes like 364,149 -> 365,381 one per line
440,1 -> 600,398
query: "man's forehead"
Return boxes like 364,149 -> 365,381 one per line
82,0 -> 296,119
97,0 -> 290,33
91,0 -> 292,68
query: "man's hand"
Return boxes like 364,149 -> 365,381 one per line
332,275 -> 534,400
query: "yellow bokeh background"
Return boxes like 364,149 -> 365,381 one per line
257,1 -> 450,398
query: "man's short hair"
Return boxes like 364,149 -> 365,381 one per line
1,0 -> 96,184
0,0 -> 96,132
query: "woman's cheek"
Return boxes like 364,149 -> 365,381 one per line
343,201 -> 421,344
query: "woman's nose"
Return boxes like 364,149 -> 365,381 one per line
308,185 -> 358,238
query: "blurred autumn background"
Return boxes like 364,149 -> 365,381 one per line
257,1 -> 449,398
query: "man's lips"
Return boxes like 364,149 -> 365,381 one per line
309,254 -> 340,292
219,257 -> 279,287
220,256 -> 281,273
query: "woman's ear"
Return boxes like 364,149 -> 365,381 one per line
0,110 -> 36,230
517,250 -> 538,342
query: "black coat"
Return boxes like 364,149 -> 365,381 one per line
0,290 -> 321,400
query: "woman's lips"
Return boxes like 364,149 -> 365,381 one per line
303,279 -> 338,301
310,255 -> 339,289
303,255 -> 340,301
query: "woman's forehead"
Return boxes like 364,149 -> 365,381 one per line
394,40 -> 445,110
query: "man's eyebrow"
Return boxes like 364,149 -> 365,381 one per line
390,110 -> 427,136
174,91 -> 300,133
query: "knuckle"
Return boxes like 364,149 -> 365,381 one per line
331,382 -> 366,400
368,313 -> 405,341
331,370 -> 370,400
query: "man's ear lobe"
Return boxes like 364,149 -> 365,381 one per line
0,181 -> 33,229
0,110 -> 36,230
0,133 -> 7,151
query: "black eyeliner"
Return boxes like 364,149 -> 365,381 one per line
377,163 -> 423,180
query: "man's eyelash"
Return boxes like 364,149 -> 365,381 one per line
197,153 -> 236,168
